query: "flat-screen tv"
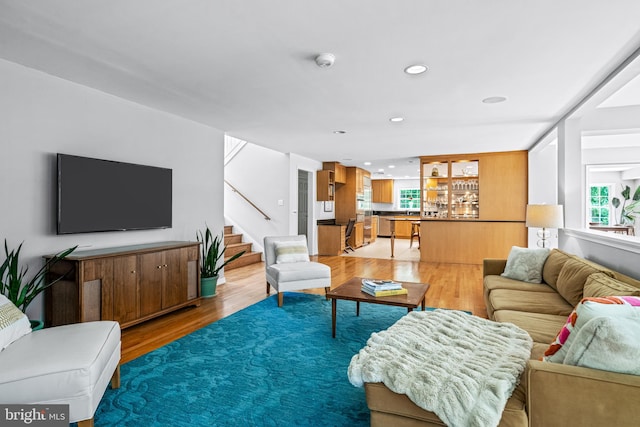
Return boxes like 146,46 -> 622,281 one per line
57,154 -> 172,234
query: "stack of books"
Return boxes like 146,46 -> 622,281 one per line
361,279 -> 408,297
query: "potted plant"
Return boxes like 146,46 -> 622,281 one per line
0,239 -> 76,329
612,184 -> 640,225
196,226 -> 245,298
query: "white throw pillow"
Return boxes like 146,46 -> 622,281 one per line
274,240 -> 310,264
501,246 -> 550,284
0,294 -> 32,351
563,316 -> 640,375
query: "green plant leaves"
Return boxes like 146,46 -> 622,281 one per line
0,240 -> 76,312
196,225 -> 245,279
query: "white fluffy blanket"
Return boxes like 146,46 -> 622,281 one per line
348,310 -> 532,427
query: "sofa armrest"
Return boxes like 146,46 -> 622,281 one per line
527,360 -> 640,427
483,259 -> 507,277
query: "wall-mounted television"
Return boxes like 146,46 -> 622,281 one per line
57,154 -> 172,234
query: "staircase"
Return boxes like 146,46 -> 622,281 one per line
223,225 -> 262,270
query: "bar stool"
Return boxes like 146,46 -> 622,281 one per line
410,221 -> 421,248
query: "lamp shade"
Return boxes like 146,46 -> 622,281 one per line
526,205 -> 564,229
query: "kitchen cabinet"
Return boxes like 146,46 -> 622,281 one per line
348,222 -> 364,248
316,170 -> 335,201
393,216 -> 420,238
322,161 -> 347,184
335,166 -> 370,224
370,216 -> 378,243
372,179 -> 394,203
420,151 -> 527,221
419,151 -> 528,264
45,241 -> 200,329
318,225 -> 345,255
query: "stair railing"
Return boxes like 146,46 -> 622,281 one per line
224,180 -> 271,221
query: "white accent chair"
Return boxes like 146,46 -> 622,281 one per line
264,235 -> 331,307
0,321 -> 121,427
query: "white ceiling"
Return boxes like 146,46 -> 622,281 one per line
2,1 -> 640,179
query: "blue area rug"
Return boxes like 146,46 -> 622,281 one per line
94,292 -> 420,426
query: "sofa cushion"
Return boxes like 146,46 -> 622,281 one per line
563,316 -> 640,375
543,296 -> 640,364
541,249 -> 573,290
583,272 -> 640,298
0,295 -> 31,352
501,246 -> 550,284
489,289 -> 573,317
484,275 -> 557,293
555,258 -> 613,307
493,310 -> 568,344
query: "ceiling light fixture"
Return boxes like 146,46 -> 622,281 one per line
388,165 -> 395,169
389,117 -> 404,122
364,161 -> 372,166
482,96 -> 507,104
404,64 -> 428,75
333,130 -> 346,134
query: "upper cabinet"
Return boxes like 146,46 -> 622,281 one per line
420,151 -> 527,222
322,161 -> 346,184
372,179 -> 394,203
317,170 -> 335,201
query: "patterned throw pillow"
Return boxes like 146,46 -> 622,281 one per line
274,241 -> 310,264
0,294 -> 32,351
500,246 -> 550,284
543,296 -> 640,363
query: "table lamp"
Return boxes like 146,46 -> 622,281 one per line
526,204 -> 564,248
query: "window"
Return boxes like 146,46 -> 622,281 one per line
399,188 -> 420,209
589,185 -> 611,225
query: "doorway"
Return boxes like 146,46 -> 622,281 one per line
297,170 -> 311,238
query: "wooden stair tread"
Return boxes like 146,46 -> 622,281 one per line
224,251 -> 262,270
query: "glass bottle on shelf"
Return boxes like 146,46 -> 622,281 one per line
450,160 -> 479,219
422,161 -> 449,219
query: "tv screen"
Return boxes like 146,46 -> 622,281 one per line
57,154 -> 172,234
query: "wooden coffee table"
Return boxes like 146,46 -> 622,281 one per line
326,277 -> 430,338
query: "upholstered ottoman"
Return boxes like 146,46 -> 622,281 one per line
0,321 -> 121,426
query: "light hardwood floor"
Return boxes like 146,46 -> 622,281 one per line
121,255 -> 485,364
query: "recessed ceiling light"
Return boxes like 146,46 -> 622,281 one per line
333,130 -> 346,134
388,165 -> 395,169
482,96 -> 507,104
364,161 -> 372,166
404,64 -> 428,75
389,117 -> 404,123
378,168 -> 384,172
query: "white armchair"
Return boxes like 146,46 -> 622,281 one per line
0,320 -> 121,427
264,235 -> 331,306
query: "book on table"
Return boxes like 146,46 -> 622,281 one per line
361,286 -> 408,297
361,279 -> 407,297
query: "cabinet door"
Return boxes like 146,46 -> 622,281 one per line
372,179 -> 394,203
112,255 -> 139,324
162,248 -> 188,309
394,219 -> 413,238
139,252 -> 164,317
479,152 -> 527,221
354,222 -> 364,247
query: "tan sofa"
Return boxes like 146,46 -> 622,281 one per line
363,249 -> 640,427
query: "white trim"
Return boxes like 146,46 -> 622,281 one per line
564,228 -> 640,254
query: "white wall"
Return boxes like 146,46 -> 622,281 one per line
224,143 -> 322,255
0,59 -> 225,320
